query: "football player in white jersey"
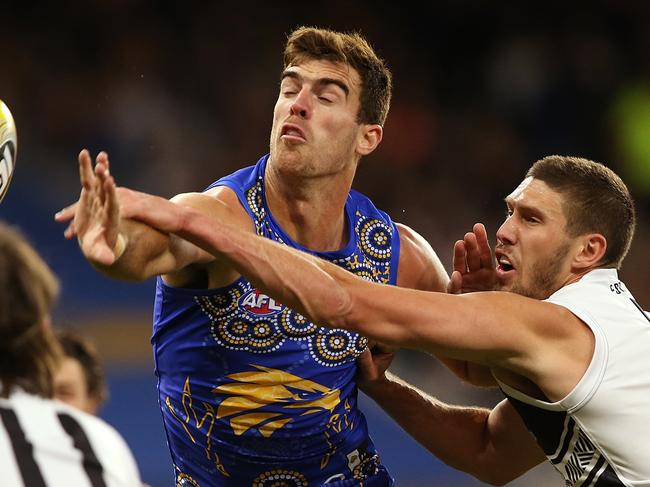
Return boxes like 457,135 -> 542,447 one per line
74,154 -> 647,487
0,222 -> 141,487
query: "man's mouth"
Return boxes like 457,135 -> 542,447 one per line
496,254 -> 516,280
280,124 -> 306,142
497,255 -> 514,272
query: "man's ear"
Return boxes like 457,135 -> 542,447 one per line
356,124 -> 383,156
573,233 -> 607,270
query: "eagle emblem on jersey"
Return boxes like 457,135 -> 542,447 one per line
213,364 -> 340,437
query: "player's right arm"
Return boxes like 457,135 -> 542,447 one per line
94,190 -> 240,283
360,370 -> 546,485
55,150 -> 247,284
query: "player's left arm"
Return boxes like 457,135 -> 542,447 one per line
115,181 -> 588,390
396,223 -> 496,386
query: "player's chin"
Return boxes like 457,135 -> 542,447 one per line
495,276 -> 514,292
273,145 -> 306,166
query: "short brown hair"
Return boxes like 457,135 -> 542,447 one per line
0,222 -> 62,398
283,26 -> 392,126
527,156 -> 636,268
56,329 -> 108,407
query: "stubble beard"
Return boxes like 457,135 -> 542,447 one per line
269,134 -> 314,175
499,241 -> 572,300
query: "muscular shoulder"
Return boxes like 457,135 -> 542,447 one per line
172,186 -> 254,234
395,222 -> 448,292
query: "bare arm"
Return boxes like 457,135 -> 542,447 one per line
361,372 -> 546,485
116,182 -> 593,397
55,150 -> 243,282
395,223 -> 496,386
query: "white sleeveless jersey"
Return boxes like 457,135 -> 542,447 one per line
499,269 -> 650,486
0,389 -> 141,487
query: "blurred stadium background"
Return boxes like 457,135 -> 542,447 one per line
1,1 -> 649,485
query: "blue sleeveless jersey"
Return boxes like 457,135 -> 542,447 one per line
153,155 -> 400,486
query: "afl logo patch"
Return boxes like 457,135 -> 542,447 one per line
239,288 -> 285,316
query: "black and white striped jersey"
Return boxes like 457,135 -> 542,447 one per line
499,269 -> 650,487
0,388 -> 140,487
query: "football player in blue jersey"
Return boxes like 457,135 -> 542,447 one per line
57,27 -> 460,487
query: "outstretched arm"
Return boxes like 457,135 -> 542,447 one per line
116,178 -> 592,394
55,150 -> 230,281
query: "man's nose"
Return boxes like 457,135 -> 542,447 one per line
290,89 -> 311,119
496,217 -> 516,246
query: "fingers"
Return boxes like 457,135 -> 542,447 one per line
100,150 -> 110,172
473,223 -> 494,268
95,152 -> 109,179
104,173 -> 120,238
94,152 -> 110,206
54,202 -> 78,222
447,270 -> 463,294
93,153 -> 121,247
452,240 -> 467,274
457,224 -> 493,273
78,149 -> 95,191
63,221 -> 77,239
464,232 -> 481,271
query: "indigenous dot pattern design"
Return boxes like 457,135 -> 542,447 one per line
356,213 -> 392,263
252,469 -> 308,487
209,313 -> 286,353
280,309 -> 317,339
196,182 -> 394,367
246,182 -> 285,243
312,330 -> 369,367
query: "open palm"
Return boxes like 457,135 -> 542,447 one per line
447,223 -> 497,294
73,150 -> 121,266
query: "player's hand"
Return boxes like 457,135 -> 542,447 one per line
356,342 -> 396,393
64,150 -> 123,266
447,223 -> 497,294
54,201 -> 79,239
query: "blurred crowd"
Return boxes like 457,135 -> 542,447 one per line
1,2 -> 648,485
